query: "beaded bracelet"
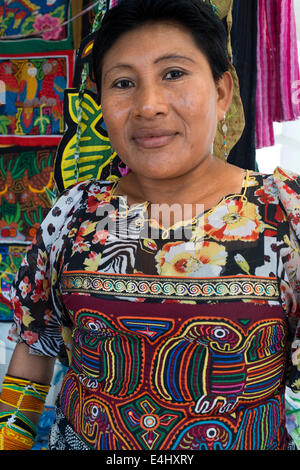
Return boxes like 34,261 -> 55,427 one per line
0,410 -> 36,450
0,375 -> 50,414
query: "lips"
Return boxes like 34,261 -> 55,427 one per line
132,128 -> 178,149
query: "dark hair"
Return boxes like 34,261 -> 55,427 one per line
92,0 -> 229,98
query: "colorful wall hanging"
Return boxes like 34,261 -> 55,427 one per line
0,146 -> 56,321
0,0 -> 73,53
255,0 -> 300,149
0,50 -> 74,146
0,242 -> 28,322
0,146 -> 56,242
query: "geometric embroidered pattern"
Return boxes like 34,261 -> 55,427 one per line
62,271 -> 280,301
118,318 -> 173,343
116,393 -> 185,450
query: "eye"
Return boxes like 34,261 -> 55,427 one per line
88,322 -> 99,331
206,427 -> 217,439
91,405 -> 99,418
213,327 -> 227,339
164,69 -> 186,80
113,78 -> 134,89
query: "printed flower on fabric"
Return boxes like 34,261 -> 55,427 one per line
87,185 -> 113,214
204,198 -> 264,242
43,308 -> 53,326
287,198 -> 300,238
92,230 -> 109,245
274,169 -> 300,234
290,377 -> 300,393
68,228 -> 77,238
21,330 -> 39,347
35,249 -> 48,280
279,279 -> 298,315
22,311 -> 35,328
31,279 -> 50,303
281,234 -> 300,287
254,177 -> 279,205
71,239 -> 91,255
10,290 -> 30,329
292,346 -> 300,369
51,267 -> 58,286
155,240 -> 227,276
77,221 -> 98,239
19,276 -> 31,299
83,252 -> 102,271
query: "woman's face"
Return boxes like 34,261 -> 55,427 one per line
100,21 -> 232,180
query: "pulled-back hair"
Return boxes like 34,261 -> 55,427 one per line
92,0 -> 229,98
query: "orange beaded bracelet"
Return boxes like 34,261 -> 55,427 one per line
0,411 -> 36,450
0,375 -> 50,414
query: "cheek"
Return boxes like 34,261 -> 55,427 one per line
180,89 -> 217,120
176,94 -> 218,142
102,104 -> 125,147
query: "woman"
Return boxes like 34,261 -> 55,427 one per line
0,0 -> 299,451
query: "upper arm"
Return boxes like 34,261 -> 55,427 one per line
7,341 -> 56,385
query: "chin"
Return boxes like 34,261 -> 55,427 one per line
137,165 -> 179,180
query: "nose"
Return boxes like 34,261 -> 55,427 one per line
133,83 -> 168,119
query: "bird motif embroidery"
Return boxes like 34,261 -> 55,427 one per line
0,61 -> 19,118
38,59 -> 66,129
16,60 -> 38,131
152,317 -> 287,414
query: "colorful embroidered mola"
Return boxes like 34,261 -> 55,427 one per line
0,51 -> 74,146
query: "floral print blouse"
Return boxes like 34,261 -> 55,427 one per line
9,166 -> 300,450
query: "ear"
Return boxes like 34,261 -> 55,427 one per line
216,71 -> 233,121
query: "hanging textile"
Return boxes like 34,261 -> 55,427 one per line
228,0 -> 258,171
0,243 -> 28,322
0,51 -> 74,146
256,0 -> 300,149
0,0 -> 73,53
0,146 -> 56,322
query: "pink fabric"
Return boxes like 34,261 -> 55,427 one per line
256,0 -> 300,149
109,0 -> 118,7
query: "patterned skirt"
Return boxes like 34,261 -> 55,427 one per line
48,406 -> 93,450
48,405 -> 298,451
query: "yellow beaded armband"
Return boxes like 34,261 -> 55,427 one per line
0,375 -> 50,414
0,410 -> 36,450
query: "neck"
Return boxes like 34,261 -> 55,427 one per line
125,154 -> 227,206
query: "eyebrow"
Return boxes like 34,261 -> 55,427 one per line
103,54 -> 195,80
154,54 -> 195,64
